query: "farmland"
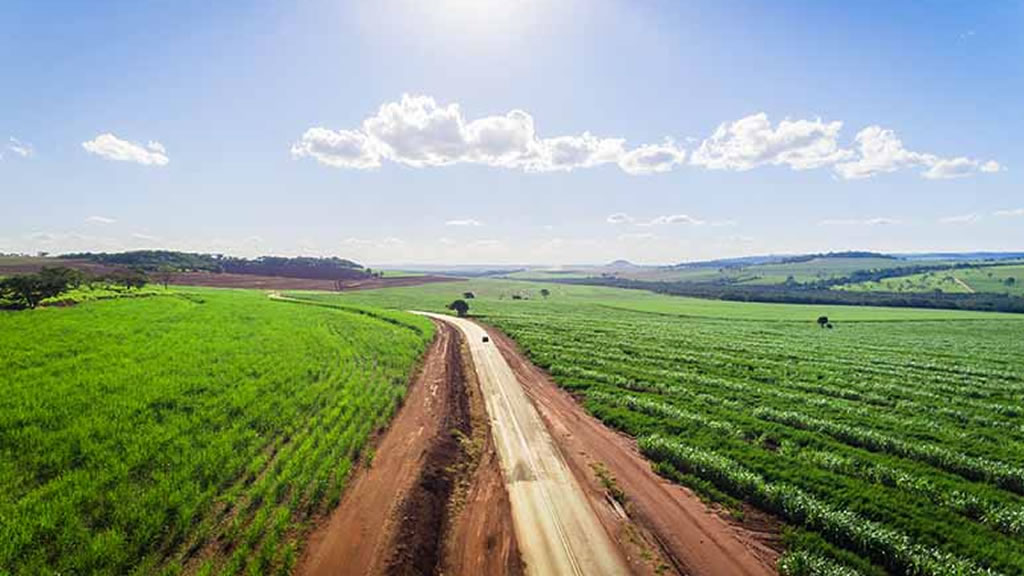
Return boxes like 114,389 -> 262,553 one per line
842,264 -> 1024,297
0,289 -> 433,576
307,279 -> 1024,575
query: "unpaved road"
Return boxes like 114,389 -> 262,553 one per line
488,326 -> 779,576
953,276 -> 976,294
418,313 -> 631,576
298,321 -> 521,576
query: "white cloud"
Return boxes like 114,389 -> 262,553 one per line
6,137 -> 33,158
691,113 -> 850,171
294,94 -> 671,175
86,215 -> 116,224
608,212 -> 705,226
290,128 -> 380,169
82,133 -> 169,166
130,232 -> 160,242
445,218 -> 483,227
922,157 -> 1001,180
938,213 -> 980,224
532,133 -> 625,172
641,213 -> 704,226
294,95 -> 1002,181
618,141 -> 687,175
834,126 -> 999,180
818,217 -> 901,226
981,160 -> 1002,173
994,208 -> 1024,218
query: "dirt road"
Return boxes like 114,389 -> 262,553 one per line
298,321 -> 520,576
488,326 -> 779,576
418,313 -> 631,576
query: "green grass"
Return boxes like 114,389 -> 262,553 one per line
841,264 -> 1024,297
0,288 -> 433,575
520,257 -> 925,285
303,278 -> 1024,574
293,278 -> 1024,322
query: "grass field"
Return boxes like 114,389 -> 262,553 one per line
507,257 -> 927,286
842,265 -> 1024,297
0,289 -> 433,576
303,279 -> 1024,575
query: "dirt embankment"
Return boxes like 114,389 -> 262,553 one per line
488,327 -> 780,576
298,321 -> 520,576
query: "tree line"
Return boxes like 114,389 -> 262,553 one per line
0,267 -> 149,310
62,251 -> 370,280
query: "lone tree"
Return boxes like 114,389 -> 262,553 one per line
817,315 -> 829,328
540,288 -> 550,298
154,265 -> 176,289
462,291 -> 476,299
448,299 -> 470,317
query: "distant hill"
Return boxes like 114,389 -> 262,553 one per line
898,252 -> 1024,262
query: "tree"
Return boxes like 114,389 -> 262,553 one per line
540,288 -> 550,298
448,299 -> 470,317
0,267 -> 76,309
154,265 -> 176,289
817,315 -> 829,328
106,268 -> 149,291
463,291 -> 476,299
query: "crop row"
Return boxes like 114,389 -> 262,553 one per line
640,435 -> 998,576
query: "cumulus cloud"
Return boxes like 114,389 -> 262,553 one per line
293,94 -> 654,175
294,95 -> 1002,181
290,128 -> 380,169
86,215 -> 116,224
618,141 -> 687,175
445,218 -> 483,227
818,217 -> 901,226
82,133 -> 169,166
691,113 -> 850,171
834,127 -> 1000,180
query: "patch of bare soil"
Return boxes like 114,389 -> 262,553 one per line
487,326 -> 780,576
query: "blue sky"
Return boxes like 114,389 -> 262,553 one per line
2,0 -> 1022,265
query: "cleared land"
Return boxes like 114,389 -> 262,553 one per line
310,278 -> 1024,575
0,289 -> 434,575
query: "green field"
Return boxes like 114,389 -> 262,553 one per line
507,256 -> 926,285
305,279 -> 1024,575
0,289 -> 433,575
843,265 -> 1024,297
